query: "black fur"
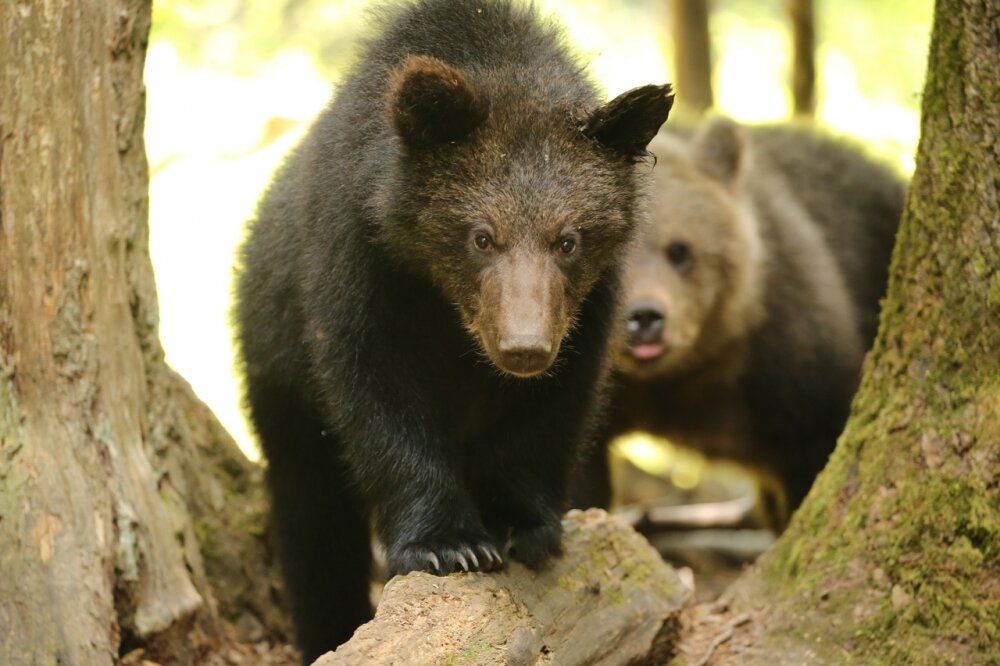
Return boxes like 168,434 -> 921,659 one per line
234,0 -> 671,660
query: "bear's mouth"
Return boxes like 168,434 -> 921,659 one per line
628,342 -> 665,361
624,300 -> 667,363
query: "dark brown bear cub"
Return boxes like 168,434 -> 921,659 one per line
571,118 -> 903,525
233,0 -> 673,660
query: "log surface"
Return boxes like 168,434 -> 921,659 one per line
316,509 -> 688,666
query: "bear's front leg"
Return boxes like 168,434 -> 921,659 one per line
334,390 -> 504,576
379,477 -> 505,575
482,367 -> 609,569
502,476 -> 567,568
477,431 -> 575,569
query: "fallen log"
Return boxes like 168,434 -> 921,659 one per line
315,509 -> 689,666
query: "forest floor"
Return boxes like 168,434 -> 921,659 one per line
120,640 -> 300,666
202,642 -> 301,666
672,597 -> 762,666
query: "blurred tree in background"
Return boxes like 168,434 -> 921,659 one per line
789,0 -> 816,115
671,0 -> 714,115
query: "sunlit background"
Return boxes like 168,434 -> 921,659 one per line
146,0 -> 933,463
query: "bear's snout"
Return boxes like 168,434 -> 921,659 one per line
498,334 -> 554,376
476,251 -> 567,377
626,301 -> 666,359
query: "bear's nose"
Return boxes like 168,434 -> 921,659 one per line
626,303 -> 665,345
498,335 -> 553,376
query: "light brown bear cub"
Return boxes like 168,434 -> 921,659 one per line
572,118 -> 904,524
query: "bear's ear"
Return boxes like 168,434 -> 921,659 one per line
582,84 -> 674,160
388,55 -> 490,148
691,116 -> 747,186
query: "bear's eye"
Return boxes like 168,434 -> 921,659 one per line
559,236 -> 577,255
473,232 -> 494,252
666,241 -> 693,269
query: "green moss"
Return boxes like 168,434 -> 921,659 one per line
754,430 -> 999,665
606,588 -> 628,607
558,533 -> 681,609
753,362 -> 999,664
986,271 -> 1000,312
589,545 -> 612,570
864,477 -> 999,654
439,639 -> 493,665
557,538 -> 617,592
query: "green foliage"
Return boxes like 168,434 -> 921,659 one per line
820,0 -> 932,105
151,0 -> 367,77
151,0 -> 932,116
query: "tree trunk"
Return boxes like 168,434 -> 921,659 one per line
677,1 -> 999,663
670,0 -> 713,116
789,0 -> 815,116
318,511 -> 688,666
0,2 -> 287,663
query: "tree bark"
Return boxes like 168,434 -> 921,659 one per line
677,1 -> 999,663
0,2 -> 287,663
670,0 -> 713,116
789,0 -> 815,116
318,510 -> 688,666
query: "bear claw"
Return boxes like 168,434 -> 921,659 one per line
426,551 -> 441,573
390,535 -> 504,576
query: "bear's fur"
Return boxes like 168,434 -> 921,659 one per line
570,118 -> 904,523
233,0 -> 672,659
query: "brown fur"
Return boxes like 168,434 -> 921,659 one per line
388,55 -> 491,147
379,56 -> 664,376
572,117 -> 904,521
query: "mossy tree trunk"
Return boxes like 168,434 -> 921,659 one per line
0,1 -> 287,663
685,1 -> 998,663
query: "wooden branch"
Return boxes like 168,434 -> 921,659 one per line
616,492 -> 758,531
315,509 -> 689,666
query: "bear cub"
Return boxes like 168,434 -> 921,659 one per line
572,118 -> 904,524
233,0 -> 673,659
